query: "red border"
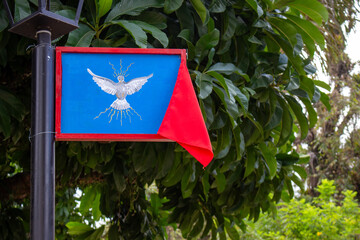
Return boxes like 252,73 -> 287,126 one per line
55,47 -> 186,141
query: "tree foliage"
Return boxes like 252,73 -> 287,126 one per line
0,0 -> 330,239
297,0 -> 360,200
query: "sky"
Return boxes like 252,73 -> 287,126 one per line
345,22 -> 360,72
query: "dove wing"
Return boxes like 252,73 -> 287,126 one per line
87,68 -> 117,95
125,73 -> 153,95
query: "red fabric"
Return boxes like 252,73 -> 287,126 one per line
157,58 -> 214,167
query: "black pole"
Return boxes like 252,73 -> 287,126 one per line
30,30 -> 55,240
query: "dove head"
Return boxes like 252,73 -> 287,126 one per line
117,75 -> 125,82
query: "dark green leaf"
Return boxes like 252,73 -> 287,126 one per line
105,0 -> 163,22
0,9 -> 9,32
164,0 -> 183,14
244,147 -> 256,178
130,20 -> 168,47
190,0 -> 208,23
14,0 -> 31,22
111,20 -> 147,48
215,170 -> 226,193
283,14 -> 325,49
277,96 -> 293,146
245,0 -> 263,17
66,24 -> 95,47
259,142 -> 277,179
285,95 -> 309,139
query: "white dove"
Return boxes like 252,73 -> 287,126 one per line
87,68 -> 153,123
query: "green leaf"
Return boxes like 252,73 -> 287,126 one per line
225,220 -> 240,240
320,92 -> 331,111
164,0 -> 183,14
222,9 -> 237,41
288,0 -> 328,24
259,142 -> 277,179
181,165 -> 196,198
79,186 -> 97,214
300,76 -> 315,100
290,173 -> 304,191
283,14 -> 325,49
88,226 -> 105,240
189,211 -> 205,238
313,80 -> 331,91
97,0 -> 113,19
113,167 -> 126,193
285,95 -> 309,139
213,85 -> 239,122
293,165 -> 307,179
265,32 -> 305,75
66,24 -> 95,47
197,73 -> 213,99
245,0 -> 264,17
14,0 -> 31,22
178,29 -> 195,60
195,29 -> 220,63
130,20 -> 169,47
233,127 -> 245,160
276,151 -> 299,166
215,170 -> 226,193
111,20 -> 147,48
207,63 -> 248,80
244,147 -> 256,178
268,17 -> 298,47
214,124 -> 233,159
66,222 -> 93,235
190,0 -> 208,23
277,96 -> 293,146
207,71 -> 230,98
105,0 -> 163,22
300,97 -> 317,128
0,9 -> 9,32
92,191 -> 102,221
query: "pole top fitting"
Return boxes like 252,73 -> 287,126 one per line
2,0 -> 84,40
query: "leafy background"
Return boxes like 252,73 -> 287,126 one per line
0,0 -> 335,239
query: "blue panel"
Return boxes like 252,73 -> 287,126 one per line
61,53 -> 180,134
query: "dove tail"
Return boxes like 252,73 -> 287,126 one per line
111,99 -> 130,110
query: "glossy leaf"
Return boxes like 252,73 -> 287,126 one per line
288,0 -> 329,24
111,20 -> 147,48
285,95 -> 309,139
164,0 -> 183,13
259,142 -> 277,179
14,0 -> 31,22
245,0 -> 263,17
0,9 -> 8,32
97,0 -> 113,19
131,20 -> 169,47
283,14 -> 325,49
66,24 -> 96,47
66,222 -> 93,235
105,0 -> 163,22
190,0 -> 208,23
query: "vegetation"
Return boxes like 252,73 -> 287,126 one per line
0,0 -> 348,239
240,179 -> 360,239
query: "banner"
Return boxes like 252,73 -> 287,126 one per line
55,47 -> 213,167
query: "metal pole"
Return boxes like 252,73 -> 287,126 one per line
30,29 -> 55,240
